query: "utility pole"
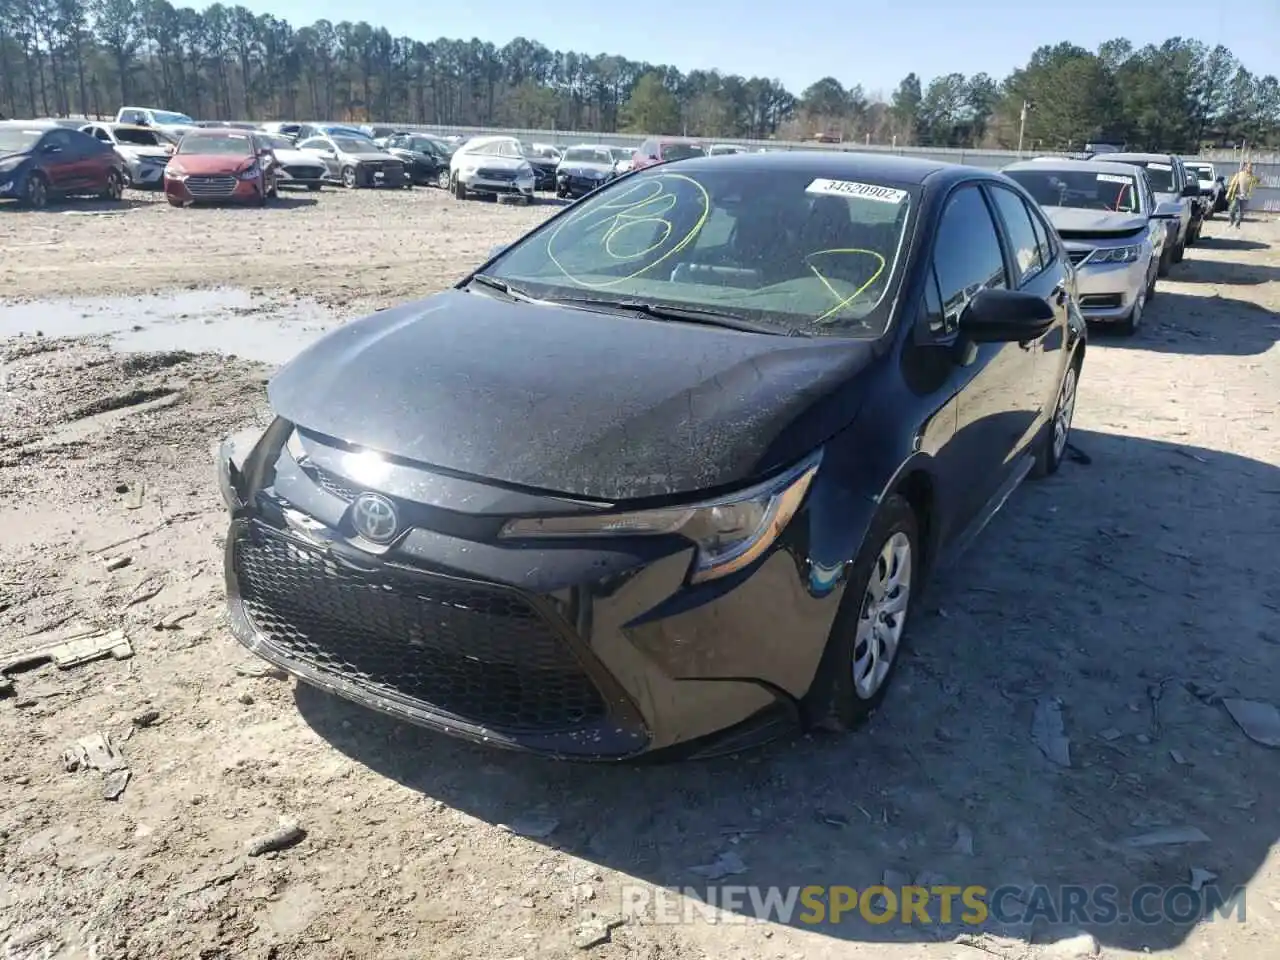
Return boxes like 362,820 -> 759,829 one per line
1017,100 -> 1029,156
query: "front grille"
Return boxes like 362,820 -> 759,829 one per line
477,168 -> 516,181
284,165 -> 322,179
1067,249 -> 1093,266
233,522 -> 607,732
307,465 -> 360,502
185,175 -> 237,198
1080,293 -> 1123,309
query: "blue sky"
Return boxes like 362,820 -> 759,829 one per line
240,0 -> 1277,96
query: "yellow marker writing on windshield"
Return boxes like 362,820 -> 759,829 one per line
805,248 -> 886,323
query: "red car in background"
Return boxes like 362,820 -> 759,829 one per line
163,128 -> 277,207
0,122 -> 126,208
629,137 -> 707,172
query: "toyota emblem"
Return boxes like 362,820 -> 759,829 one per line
350,492 -> 399,543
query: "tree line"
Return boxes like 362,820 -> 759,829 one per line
1,0 -> 1277,152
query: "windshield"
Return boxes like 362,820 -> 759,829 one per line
1112,159 -> 1175,193
483,168 -> 915,337
564,147 -> 613,165
1187,164 -> 1213,179
660,142 -> 705,162
333,138 -> 372,153
0,128 -> 43,152
1006,169 -> 1143,214
115,128 -> 163,146
153,111 -> 194,125
261,135 -> 293,151
610,148 -> 632,162
409,137 -> 445,155
178,133 -> 253,156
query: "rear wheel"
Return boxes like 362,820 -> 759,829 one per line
436,169 -> 450,189
21,173 -> 49,209
101,170 -> 124,201
802,495 -> 918,732
1032,357 -> 1080,478
1171,238 -> 1185,264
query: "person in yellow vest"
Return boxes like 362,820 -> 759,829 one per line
1226,162 -> 1260,228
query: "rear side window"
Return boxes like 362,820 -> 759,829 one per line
1024,201 -> 1056,269
932,185 -> 1008,329
987,184 -> 1044,284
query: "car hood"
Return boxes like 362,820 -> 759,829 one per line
455,155 -> 523,171
271,148 -> 324,165
560,161 -> 614,174
0,150 -> 32,165
344,150 -> 395,162
169,154 -> 255,175
267,289 -> 876,501
115,144 -> 170,160
1042,206 -> 1149,236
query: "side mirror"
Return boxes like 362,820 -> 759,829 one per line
1216,175 -> 1226,184
958,288 -> 1055,344
1153,200 -> 1181,218
487,244 -> 508,260
1180,183 -> 1200,198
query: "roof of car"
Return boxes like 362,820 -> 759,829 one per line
564,144 -> 614,152
1101,152 -> 1177,163
671,149 -> 956,185
0,120 -> 58,130
1004,158 -> 1149,178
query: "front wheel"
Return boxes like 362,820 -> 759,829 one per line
1157,244 -> 1172,278
1118,290 -> 1144,337
101,170 -> 124,201
21,173 -> 49,209
307,182 -> 322,192
1171,238 -> 1185,264
341,166 -> 357,189
452,174 -> 466,200
802,495 -> 919,732
1032,358 -> 1080,478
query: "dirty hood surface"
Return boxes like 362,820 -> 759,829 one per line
1043,206 -> 1149,236
268,289 -> 875,501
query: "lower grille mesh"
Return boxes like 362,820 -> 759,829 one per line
234,523 -> 606,732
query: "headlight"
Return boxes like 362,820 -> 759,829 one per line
164,165 -> 186,179
499,453 -> 821,583
1089,244 -> 1142,264
0,159 -> 21,174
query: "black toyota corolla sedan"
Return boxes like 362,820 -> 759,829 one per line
219,152 -> 1086,760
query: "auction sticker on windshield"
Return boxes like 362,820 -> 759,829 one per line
806,179 -> 907,204
1097,174 -> 1132,184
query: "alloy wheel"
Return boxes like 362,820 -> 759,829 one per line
1052,365 -> 1079,464
852,532 -> 912,699
106,171 -> 123,200
25,176 -> 47,209
342,167 -> 356,189
436,170 -> 449,189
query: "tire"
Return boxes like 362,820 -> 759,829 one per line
267,178 -> 278,199
1118,290 -> 1144,337
100,170 -> 124,201
452,174 -> 466,200
166,196 -> 183,207
436,169 -> 449,190
307,182 -> 322,192
802,494 -> 919,732
341,166 -> 357,189
1171,238 -> 1185,264
1032,354 -> 1080,478
21,173 -> 49,209
1157,244 -> 1172,278
1145,262 -> 1157,300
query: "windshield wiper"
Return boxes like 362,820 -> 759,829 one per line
542,296 -> 811,337
468,274 -> 536,302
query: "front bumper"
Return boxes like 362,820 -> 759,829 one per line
126,158 -> 167,187
1072,257 -> 1149,321
164,173 -> 267,204
557,172 -> 612,198
221,429 -> 841,760
276,164 -> 326,186
459,171 -> 535,199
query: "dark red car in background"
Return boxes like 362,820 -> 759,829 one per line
163,128 -> 277,207
629,137 -> 707,171
0,122 -> 126,208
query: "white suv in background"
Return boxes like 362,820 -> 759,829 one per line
448,136 -> 536,204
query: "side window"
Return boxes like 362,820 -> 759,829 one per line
497,141 -> 521,159
1024,198 -> 1056,269
44,130 -> 72,151
94,127 -> 111,142
988,185 -> 1043,284
932,185 -> 1008,332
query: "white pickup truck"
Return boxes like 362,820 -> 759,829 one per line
1184,160 -> 1228,216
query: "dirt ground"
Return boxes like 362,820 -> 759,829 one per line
1,188 -> 1279,960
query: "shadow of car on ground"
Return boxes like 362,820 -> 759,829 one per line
1090,290 -> 1279,357
294,424 -> 1280,954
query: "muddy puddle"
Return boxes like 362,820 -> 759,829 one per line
0,289 -> 346,365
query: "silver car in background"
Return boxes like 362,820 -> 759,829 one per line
1101,152 -> 1201,260
1005,159 -> 1167,336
